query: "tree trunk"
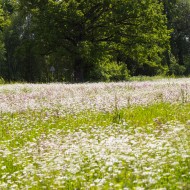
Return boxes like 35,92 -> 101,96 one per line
73,57 -> 84,82
176,35 -> 184,65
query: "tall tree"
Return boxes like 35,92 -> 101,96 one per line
0,0 -> 13,77
19,0 -> 170,81
2,0 -> 47,82
163,0 -> 190,75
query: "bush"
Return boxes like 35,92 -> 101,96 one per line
168,54 -> 186,75
91,57 -> 129,82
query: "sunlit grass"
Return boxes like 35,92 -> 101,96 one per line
1,102 -> 190,189
0,79 -> 190,189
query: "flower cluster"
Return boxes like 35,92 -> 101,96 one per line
0,121 -> 190,189
0,78 -> 190,114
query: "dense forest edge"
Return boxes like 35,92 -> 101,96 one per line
0,0 -> 190,83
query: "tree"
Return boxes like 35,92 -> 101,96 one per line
1,0 -> 47,82
163,0 -> 190,75
0,0 -> 13,78
18,0 -> 170,81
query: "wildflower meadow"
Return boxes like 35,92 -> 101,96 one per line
0,78 -> 190,189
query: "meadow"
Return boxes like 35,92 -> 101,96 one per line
0,78 -> 190,190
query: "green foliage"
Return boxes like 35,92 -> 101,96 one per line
92,58 -> 129,82
0,3 -> 7,63
5,0 -> 190,82
0,0 -> 16,79
3,0 -> 190,81
0,76 -> 5,84
164,0 -> 190,76
168,54 -> 186,75
0,32 -> 5,59
15,0 -> 170,82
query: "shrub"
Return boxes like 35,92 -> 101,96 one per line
91,57 -> 129,81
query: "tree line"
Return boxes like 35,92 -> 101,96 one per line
0,0 -> 190,82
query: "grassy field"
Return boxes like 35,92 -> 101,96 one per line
0,78 -> 190,189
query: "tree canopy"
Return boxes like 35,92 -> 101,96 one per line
0,0 -> 189,82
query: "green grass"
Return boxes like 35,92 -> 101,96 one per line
0,102 -> 190,189
1,102 -> 190,145
128,75 -> 174,81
